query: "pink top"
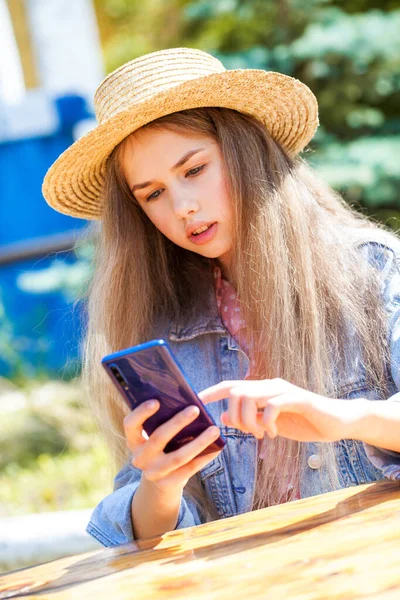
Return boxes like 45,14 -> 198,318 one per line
214,267 -> 255,378
214,266 -> 300,500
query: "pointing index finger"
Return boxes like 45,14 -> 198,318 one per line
198,381 -> 242,404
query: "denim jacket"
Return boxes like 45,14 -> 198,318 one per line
87,232 -> 400,547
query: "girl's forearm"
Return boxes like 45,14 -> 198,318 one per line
350,398 -> 400,453
131,477 -> 183,540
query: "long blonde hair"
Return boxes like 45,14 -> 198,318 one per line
83,107 -> 391,511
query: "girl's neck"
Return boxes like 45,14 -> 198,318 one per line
216,257 -> 233,283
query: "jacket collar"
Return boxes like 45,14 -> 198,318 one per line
168,288 -> 226,342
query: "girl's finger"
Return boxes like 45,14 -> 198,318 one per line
261,394 -> 306,438
226,391 -> 243,431
198,381 -> 242,404
123,400 -> 160,450
261,403 -> 279,438
134,405 -> 201,468
220,411 -> 230,427
241,397 -> 264,438
146,425 -> 221,480
199,379 -> 293,407
168,449 -> 222,484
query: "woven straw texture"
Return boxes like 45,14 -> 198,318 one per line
42,48 -> 319,220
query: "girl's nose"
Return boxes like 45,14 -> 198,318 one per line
172,194 -> 200,218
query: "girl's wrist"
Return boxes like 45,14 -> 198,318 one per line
343,398 -> 386,444
131,477 -> 183,539
341,397 -> 400,453
340,398 -> 373,441
140,475 -> 184,506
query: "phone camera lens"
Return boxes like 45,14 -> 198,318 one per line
110,365 -> 128,390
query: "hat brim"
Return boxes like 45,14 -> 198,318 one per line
42,69 -> 318,220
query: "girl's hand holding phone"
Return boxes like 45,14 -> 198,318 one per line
103,339 -> 226,538
123,399 -> 222,493
199,379 -> 367,443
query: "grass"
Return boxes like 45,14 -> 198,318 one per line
0,443 -> 111,517
0,378 -> 113,517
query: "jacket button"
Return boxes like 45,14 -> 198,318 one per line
307,454 -> 322,469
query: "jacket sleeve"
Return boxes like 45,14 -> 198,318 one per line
86,461 -> 203,547
360,236 -> 400,480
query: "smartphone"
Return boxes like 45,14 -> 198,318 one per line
102,339 -> 225,455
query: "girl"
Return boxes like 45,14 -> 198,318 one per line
43,48 -> 400,547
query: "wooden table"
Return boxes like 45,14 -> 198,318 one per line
1,480 -> 400,599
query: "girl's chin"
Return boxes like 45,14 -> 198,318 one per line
175,235 -> 232,262
191,246 -> 231,260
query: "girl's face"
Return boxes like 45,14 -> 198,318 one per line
121,127 -> 233,269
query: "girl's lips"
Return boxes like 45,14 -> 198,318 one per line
189,222 -> 218,245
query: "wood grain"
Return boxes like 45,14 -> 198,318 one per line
1,481 -> 399,599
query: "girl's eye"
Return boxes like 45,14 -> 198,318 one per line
144,164 -> 206,201
186,164 -> 206,177
146,189 -> 163,201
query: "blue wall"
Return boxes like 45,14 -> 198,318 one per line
0,93 -> 92,379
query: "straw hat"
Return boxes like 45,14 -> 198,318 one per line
42,47 -> 319,220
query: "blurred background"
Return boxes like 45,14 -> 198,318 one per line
0,0 -> 399,571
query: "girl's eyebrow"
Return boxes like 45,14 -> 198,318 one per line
130,148 -> 205,193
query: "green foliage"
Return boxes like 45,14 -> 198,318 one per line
0,443 -> 110,516
94,0 -> 400,217
0,381 -> 111,516
94,0 -> 192,71
16,241 -> 94,303
0,385 -> 95,469
0,411 -> 68,470
0,295 -> 37,383
0,297 -> 19,372
309,134 -> 400,211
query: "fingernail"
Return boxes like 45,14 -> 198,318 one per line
185,405 -> 200,417
146,400 -> 158,409
208,426 -> 220,438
